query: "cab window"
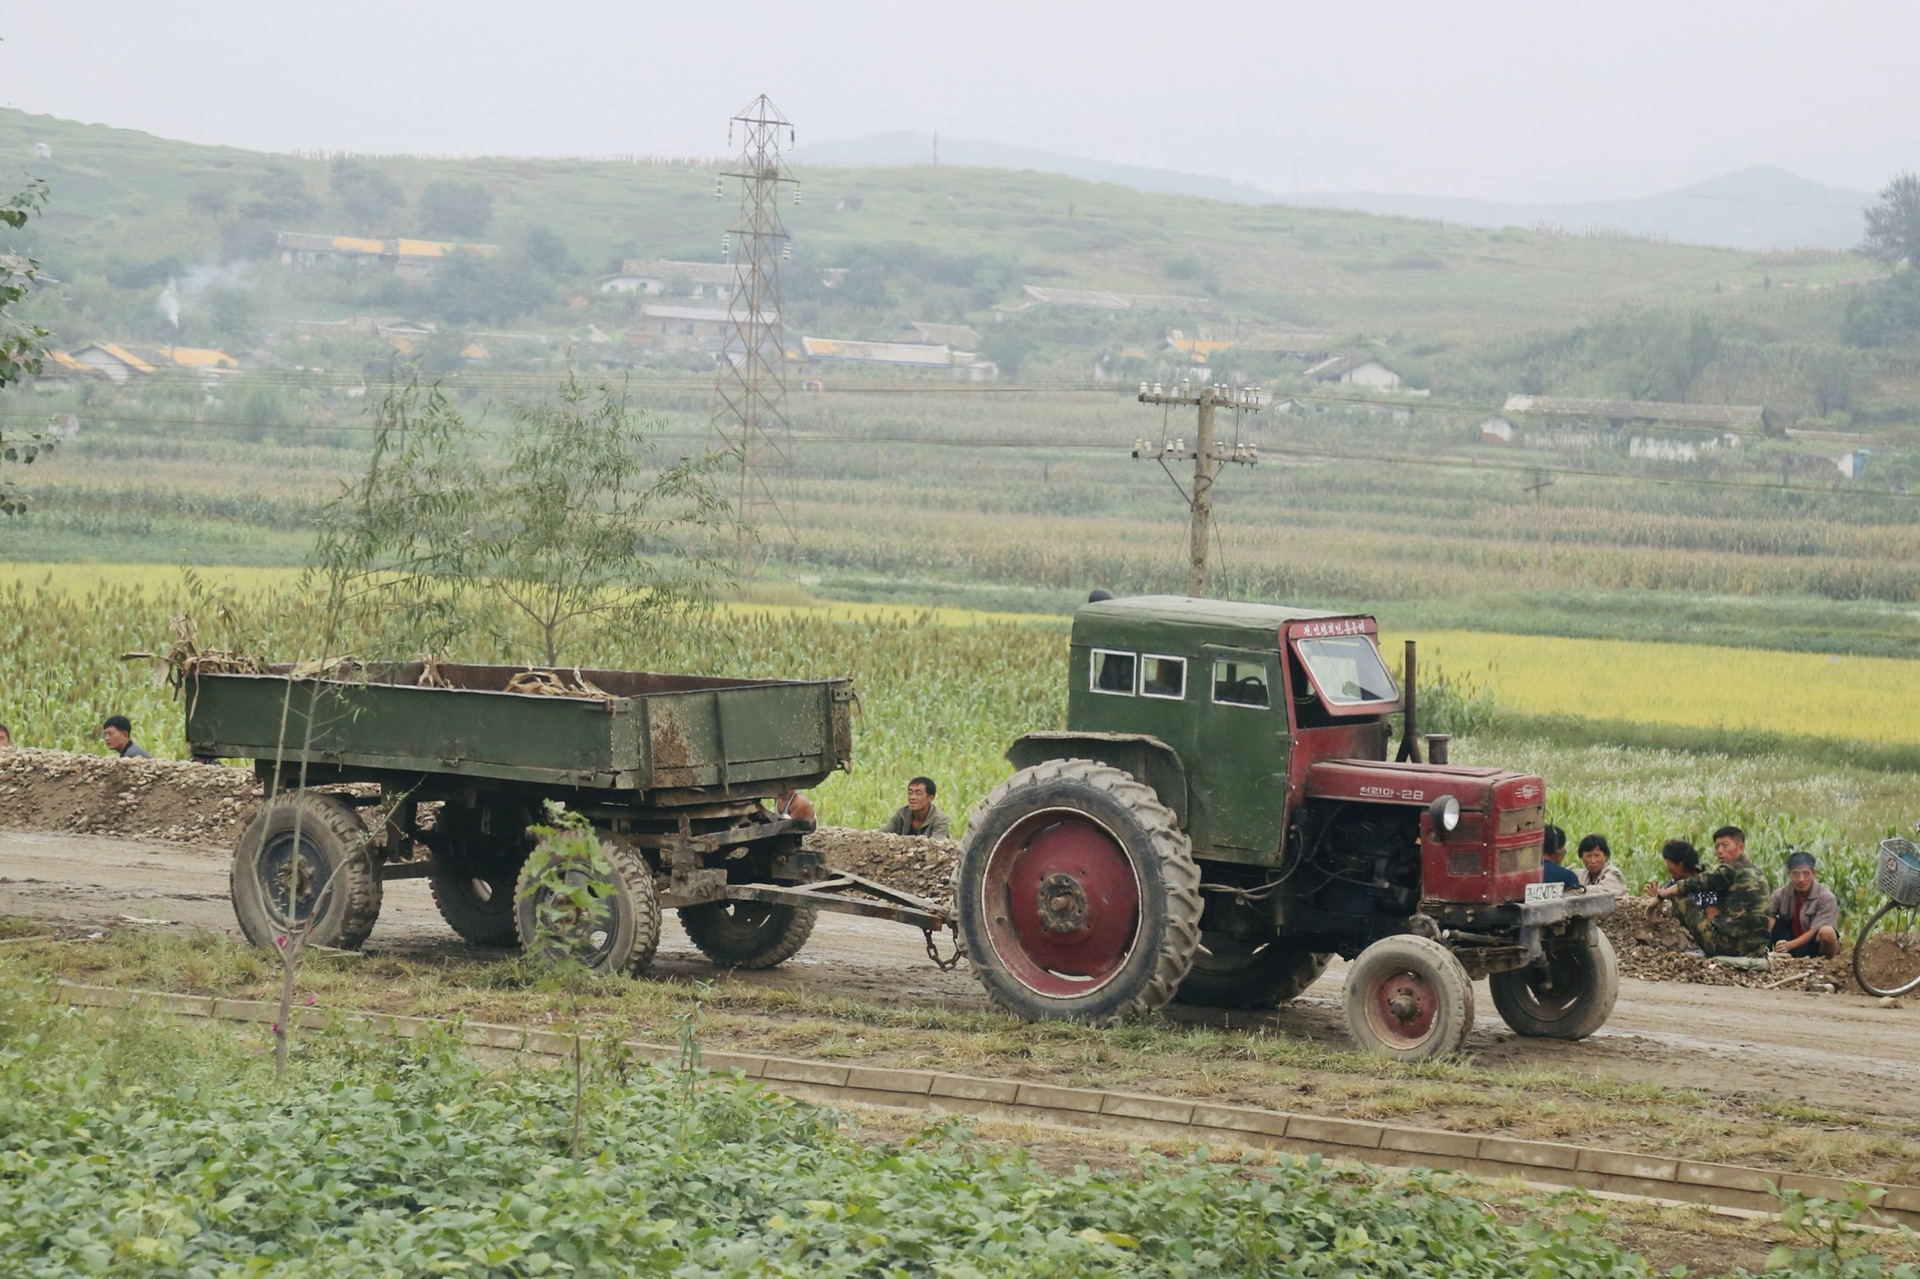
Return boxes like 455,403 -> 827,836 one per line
1090,649 -> 1136,696
1212,659 -> 1270,708
1140,654 -> 1187,699
1295,636 -> 1398,706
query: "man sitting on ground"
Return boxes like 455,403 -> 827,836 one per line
1576,834 -> 1629,895
881,776 -> 950,840
1654,825 -> 1771,957
1540,824 -> 1581,890
1769,850 -> 1841,958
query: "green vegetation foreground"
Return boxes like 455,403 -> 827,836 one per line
0,990 -> 1660,1278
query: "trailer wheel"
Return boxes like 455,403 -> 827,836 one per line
955,759 -> 1201,1023
1177,932 -> 1330,1009
429,803 -> 536,947
679,901 -> 819,970
1489,926 -> 1619,1040
513,838 -> 661,978
1343,934 -> 1475,1061
231,791 -> 382,951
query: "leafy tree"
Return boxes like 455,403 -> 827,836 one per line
524,225 -> 573,275
418,180 -> 493,238
430,249 -> 552,325
314,376 -> 733,666
1861,172 -> 1920,268
330,159 -> 404,234
1,179 -> 55,515
185,176 -> 234,225
1844,269 -> 1920,347
241,166 -> 319,223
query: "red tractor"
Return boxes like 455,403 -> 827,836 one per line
953,596 -> 1618,1060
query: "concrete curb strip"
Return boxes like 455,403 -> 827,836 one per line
49,982 -> 1920,1228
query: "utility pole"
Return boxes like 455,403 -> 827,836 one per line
1134,380 -> 1263,597
1524,467 -> 1554,589
711,94 -> 800,579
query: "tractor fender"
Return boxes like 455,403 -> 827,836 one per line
1005,731 -> 1188,828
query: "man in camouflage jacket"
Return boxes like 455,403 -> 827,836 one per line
1655,825 -> 1772,957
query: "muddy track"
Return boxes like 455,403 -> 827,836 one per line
1,826 -> 1914,1124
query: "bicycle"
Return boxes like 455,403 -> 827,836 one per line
1851,832 -> 1920,998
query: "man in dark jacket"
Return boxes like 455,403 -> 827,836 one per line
1655,825 -> 1771,957
1540,824 -> 1582,890
881,776 -> 950,840
101,715 -> 153,760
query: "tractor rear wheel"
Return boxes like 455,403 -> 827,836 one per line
429,801 -> 536,947
1177,932 -> 1330,1009
1489,926 -> 1619,1040
679,901 -> 818,970
231,791 -> 382,951
513,837 -> 661,978
955,759 -> 1201,1023
1343,934 -> 1475,1061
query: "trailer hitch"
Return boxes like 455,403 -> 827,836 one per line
924,926 -> 965,972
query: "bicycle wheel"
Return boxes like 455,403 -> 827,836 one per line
1852,900 -> 1920,998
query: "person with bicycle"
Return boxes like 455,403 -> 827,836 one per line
1768,851 -> 1840,958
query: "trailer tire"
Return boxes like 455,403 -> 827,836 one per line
1344,934 -> 1475,1061
1489,926 -> 1619,1040
679,901 -> 819,970
956,759 -> 1201,1023
1177,933 -> 1330,1009
429,803 -> 536,947
231,791 -> 382,952
514,837 -> 661,978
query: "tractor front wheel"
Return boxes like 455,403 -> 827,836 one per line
1489,926 -> 1620,1040
955,760 -> 1201,1023
1343,934 -> 1475,1061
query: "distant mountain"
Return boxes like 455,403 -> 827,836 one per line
1285,166 -> 1871,251
792,131 -> 1275,205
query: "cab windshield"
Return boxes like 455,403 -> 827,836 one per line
1295,636 -> 1398,706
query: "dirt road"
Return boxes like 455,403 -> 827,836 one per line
2,827 -> 1913,1121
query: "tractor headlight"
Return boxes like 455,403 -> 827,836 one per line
1428,794 -> 1461,835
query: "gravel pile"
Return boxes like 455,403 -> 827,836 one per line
0,748 -> 258,846
806,827 -> 959,906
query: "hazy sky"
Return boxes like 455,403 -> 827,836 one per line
3,1 -> 1916,201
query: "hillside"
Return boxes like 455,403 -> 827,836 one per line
1289,166 -> 1872,252
0,106 -> 1895,411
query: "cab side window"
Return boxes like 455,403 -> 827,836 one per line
1140,655 -> 1187,699
1212,659 -> 1270,708
1091,649 -> 1136,695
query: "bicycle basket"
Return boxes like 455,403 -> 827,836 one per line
1878,838 -> 1920,907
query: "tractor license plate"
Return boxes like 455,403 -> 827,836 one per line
1524,882 -> 1564,903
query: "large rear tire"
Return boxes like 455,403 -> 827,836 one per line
1489,926 -> 1620,1040
428,802 -> 536,947
513,837 -> 661,978
1177,931 -> 1330,1009
1343,934 -> 1475,1061
231,791 -> 382,951
679,901 -> 818,970
955,759 -> 1201,1023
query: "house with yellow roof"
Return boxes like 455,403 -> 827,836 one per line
276,231 -> 499,280
68,342 -> 157,384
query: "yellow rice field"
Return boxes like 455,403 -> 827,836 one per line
1405,630 -> 1920,747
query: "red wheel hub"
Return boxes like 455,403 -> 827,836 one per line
981,811 -> 1142,998
1368,968 -> 1439,1047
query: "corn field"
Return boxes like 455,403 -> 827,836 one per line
0,572 -> 1904,923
